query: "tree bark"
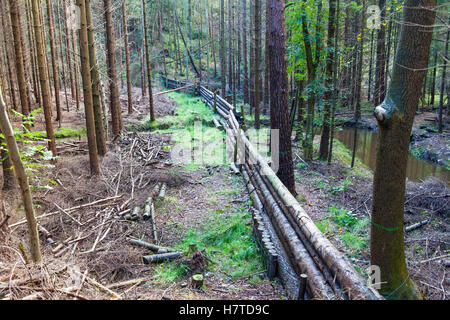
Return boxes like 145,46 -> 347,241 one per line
104,0 -> 123,135
122,0 -> 133,115
30,0 -> 57,156
46,0 -> 62,124
8,0 -> 30,119
86,0 -> 107,156
372,0 -> 436,299
142,0 -> 155,122
319,0 -> 337,159
0,86 -> 42,263
76,0 -> 100,175
267,0 -> 296,196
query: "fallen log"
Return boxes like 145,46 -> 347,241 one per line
143,197 -> 153,221
128,238 -> 174,253
142,252 -> 182,264
153,84 -> 194,97
405,220 -> 429,232
158,183 -> 167,199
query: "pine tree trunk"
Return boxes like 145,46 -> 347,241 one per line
319,0 -> 337,159
122,0 -> 133,115
220,0 -> 226,97
46,0 -> 62,124
76,0 -> 100,175
253,0 -> 261,129
142,0 -> 155,121
374,0 -> 386,106
242,0 -> 249,104
86,0 -> 107,156
267,0 -> 296,196
8,0 -> 30,119
30,0 -> 57,156
104,0 -> 123,135
438,18 -> 449,132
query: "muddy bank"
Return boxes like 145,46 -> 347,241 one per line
339,113 -> 450,172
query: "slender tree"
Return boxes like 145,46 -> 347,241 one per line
0,85 -> 41,263
76,0 -> 100,175
86,0 -> 107,156
319,0 -> 338,159
46,0 -> 62,124
122,0 -> 133,115
30,0 -> 57,156
104,0 -> 123,135
143,0 -> 155,122
8,0 -> 30,118
220,0 -> 226,97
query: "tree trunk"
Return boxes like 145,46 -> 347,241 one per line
253,0 -> 261,129
76,0 -> 100,176
122,0 -> 133,115
374,0 -> 386,106
86,0 -> 107,156
0,86 -> 42,263
319,0 -> 337,159
372,0 -> 436,299
46,0 -> 62,124
30,0 -> 57,156
142,0 -> 155,122
8,0 -> 30,120
438,18 -> 449,133
267,0 -> 296,196
242,0 -> 249,104
220,0 -> 226,97
104,0 -> 123,135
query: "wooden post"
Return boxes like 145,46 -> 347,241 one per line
213,91 -> 217,113
298,274 -> 308,300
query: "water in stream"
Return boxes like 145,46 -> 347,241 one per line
335,127 -> 450,184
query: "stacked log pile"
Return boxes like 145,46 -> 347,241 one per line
162,77 -> 383,300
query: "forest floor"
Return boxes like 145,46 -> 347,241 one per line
292,137 -> 449,300
0,84 -> 286,300
0,83 -> 448,300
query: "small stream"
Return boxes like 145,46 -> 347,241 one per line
335,127 -> 450,184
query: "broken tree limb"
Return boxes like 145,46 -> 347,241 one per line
143,197 -> 153,221
154,84 -> 194,96
128,238 -> 174,253
10,195 -> 123,228
158,183 -> 167,199
142,252 -> 182,264
405,220 -> 429,232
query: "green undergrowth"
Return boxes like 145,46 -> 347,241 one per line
315,205 -> 369,259
35,127 -> 86,140
154,209 -> 264,284
325,139 -> 372,178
